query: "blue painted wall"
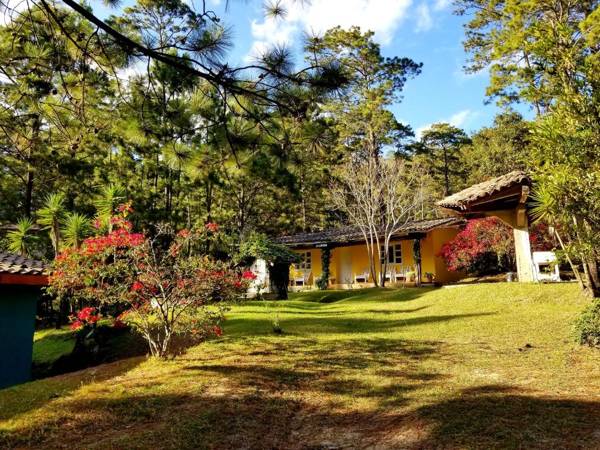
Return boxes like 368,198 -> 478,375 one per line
0,286 -> 39,389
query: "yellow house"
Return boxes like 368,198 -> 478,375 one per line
278,217 -> 465,289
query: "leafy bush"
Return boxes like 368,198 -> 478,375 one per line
48,207 -> 251,358
438,218 -> 515,275
575,300 -> 600,347
439,218 -> 555,276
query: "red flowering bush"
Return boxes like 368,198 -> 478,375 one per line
439,218 -> 556,275
70,307 -> 101,331
48,209 -> 252,358
242,270 -> 258,281
439,218 -> 516,275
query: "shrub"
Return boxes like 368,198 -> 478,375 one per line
575,300 -> 600,348
438,218 -> 515,275
48,208 -> 251,358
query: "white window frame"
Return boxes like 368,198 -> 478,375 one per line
381,244 -> 403,264
295,251 -> 312,270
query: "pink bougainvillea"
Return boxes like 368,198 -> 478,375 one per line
242,270 -> 257,280
438,218 -> 515,274
438,218 -> 555,275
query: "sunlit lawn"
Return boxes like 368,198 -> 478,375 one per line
1,283 -> 600,449
32,328 -> 75,366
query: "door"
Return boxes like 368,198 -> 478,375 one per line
339,247 -> 353,285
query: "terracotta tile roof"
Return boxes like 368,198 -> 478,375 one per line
0,253 -> 47,276
436,171 -> 531,210
276,217 -> 464,247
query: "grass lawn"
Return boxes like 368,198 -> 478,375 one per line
32,328 -> 75,366
1,283 -> 600,449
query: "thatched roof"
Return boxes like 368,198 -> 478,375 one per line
436,171 -> 531,211
276,217 -> 464,248
0,253 -> 47,276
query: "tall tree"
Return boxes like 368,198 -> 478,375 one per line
461,112 -> 530,185
411,123 -> 471,196
0,3 -> 119,221
331,156 -> 427,287
458,0 -> 600,296
307,27 -> 421,160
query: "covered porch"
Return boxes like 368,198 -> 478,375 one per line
437,171 -> 536,282
280,218 -> 464,290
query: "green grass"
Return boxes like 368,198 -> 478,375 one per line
32,328 -> 75,366
1,283 -> 600,449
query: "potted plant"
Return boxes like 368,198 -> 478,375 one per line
424,272 -> 435,283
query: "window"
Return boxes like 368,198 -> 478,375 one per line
380,244 -> 402,264
295,251 -> 312,270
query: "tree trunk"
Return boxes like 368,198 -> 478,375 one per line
588,260 -> 600,296
443,147 -> 450,196
24,169 -> 34,218
582,259 -> 600,298
269,261 -> 291,300
24,115 -> 40,218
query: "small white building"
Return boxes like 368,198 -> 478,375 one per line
246,259 -> 270,297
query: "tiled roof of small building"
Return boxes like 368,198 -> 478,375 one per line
0,253 -> 47,276
276,217 -> 464,247
436,171 -> 531,211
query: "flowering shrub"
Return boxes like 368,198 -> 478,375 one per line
205,222 -> 219,233
439,218 -> 555,275
70,307 -> 101,331
48,207 -> 252,358
439,218 -> 515,275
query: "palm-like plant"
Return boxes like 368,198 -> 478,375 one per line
93,184 -> 125,232
61,212 -> 91,249
37,192 -> 65,256
7,217 -> 37,256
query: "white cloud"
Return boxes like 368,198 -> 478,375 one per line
433,0 -> 452,11
414,3 -> 432,32
247,0 -> 413,60
447,109 -> 472,127
415,109 -> 478,138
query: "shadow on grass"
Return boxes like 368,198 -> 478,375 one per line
32,329 -> 75,367
32,326 -> 148,380
6,380 -> 600,449
288,287 -> 436,305
0,356 -> 145,423
1,337 -> 438,449
409,384 -> 600,450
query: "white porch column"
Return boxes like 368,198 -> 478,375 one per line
514,226 -> 534,282
513,205 -> 534,282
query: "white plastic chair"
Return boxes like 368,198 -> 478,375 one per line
354,270 -> 369,283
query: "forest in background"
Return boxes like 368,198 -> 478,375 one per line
0,0 -> 598,296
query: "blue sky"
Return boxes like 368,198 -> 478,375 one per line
93,0 -> 533,137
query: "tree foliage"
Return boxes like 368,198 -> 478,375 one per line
459,0 -> 600,296
409,123 -> 471,196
